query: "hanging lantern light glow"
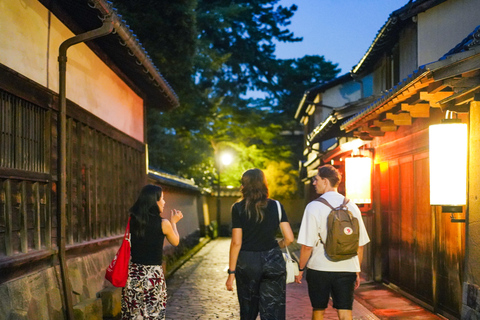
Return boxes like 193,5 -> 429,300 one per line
345,157 -> 372,204
429,120 -> 467,209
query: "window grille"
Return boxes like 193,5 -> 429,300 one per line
0,90 -> 46,173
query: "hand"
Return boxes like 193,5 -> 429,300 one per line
170,209 -> 183,223
294,271 -> 303,284
226,274 -> 235,291
354,272 -> 361,289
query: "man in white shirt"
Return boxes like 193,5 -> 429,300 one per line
295,165 -> 370,320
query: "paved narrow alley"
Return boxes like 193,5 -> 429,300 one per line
165,238 -> 379,320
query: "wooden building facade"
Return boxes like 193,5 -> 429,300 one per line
0,0 -> 179,318
295,0 -> 480,318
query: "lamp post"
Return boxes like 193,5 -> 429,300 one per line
216,152 -> 233,237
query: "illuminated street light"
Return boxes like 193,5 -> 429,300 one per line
216,151 -> 233,237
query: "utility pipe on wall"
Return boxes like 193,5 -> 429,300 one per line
57,16 -> 114,319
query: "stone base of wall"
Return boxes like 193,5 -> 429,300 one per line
462,282 -> 480,319
0,246 -> 119,320
0,232 -> 206,319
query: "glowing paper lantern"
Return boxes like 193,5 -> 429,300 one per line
429,122 -> 467,206
345,157 -> 372,204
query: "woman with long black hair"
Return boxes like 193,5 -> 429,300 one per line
121,184 -> 183,320
226,168 -> 294,320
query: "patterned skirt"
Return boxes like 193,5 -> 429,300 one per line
121,262 -> 167,320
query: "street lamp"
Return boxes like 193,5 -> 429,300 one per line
216,151 -> 233,237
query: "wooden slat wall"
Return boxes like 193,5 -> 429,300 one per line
377,145 -> 464,316
0,86 -> 145,260
63,119 -> 144,244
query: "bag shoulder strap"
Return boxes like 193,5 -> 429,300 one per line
315,197 -> 334,209
275,200 -> 292,257
124,217 -> 131,243
315,196 -> 350,210
314,196 -> 349,245
275,200 -> 282,223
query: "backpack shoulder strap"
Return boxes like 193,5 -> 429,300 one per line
315,197 -> 335,210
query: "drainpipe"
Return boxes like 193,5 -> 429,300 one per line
57,16 -> 114,319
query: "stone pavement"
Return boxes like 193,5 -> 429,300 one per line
165,238 -> 442,320
165,238 -> 377,319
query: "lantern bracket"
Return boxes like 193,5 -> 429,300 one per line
450,213 -> 465,223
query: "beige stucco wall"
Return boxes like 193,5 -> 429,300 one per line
323,82 -> 361,109
399,23 -> 418,81
417,0 -> 480,66
0,0 -> 144,142
161,191 -> 201,244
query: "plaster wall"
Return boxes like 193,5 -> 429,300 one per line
399,24 -> 418,81
0,0 -> 144,142
161,191 -> 201,245
322,81 -> 361,108
417,0 -> 480,66
0,0 -> 49,86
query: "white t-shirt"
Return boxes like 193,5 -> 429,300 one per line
297,191 -> 370,272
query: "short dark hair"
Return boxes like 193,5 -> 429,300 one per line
318,165 -> 341,188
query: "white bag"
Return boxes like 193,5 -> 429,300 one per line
283,246 -> 299,284
275,200 -> 299,284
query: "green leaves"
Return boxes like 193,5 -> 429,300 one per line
113,0 -> 339,193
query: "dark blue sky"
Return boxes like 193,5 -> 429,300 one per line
275,0 -> 409,73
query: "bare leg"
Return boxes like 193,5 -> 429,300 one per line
337,309 -> 352,320
312,309 -> 325,320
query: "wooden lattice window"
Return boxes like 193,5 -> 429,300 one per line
0,89 -> 47,173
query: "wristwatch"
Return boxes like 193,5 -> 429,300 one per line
299,266 -> 306,272
227,269 -> 236,274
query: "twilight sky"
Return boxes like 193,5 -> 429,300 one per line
274,0 -> 410,73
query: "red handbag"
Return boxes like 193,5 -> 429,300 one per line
105,217 -> 131,287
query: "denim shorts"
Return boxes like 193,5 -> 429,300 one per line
306,269 -> 356,310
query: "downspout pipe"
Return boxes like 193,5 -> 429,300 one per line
57,16 -> 114,320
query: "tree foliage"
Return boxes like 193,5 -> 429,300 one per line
113,0 -> 340,192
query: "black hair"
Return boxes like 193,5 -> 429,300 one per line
129,184 -> 162,238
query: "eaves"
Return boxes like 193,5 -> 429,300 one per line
352,0 -> 448,75
306,95 -> 378,145
342,47 -> 480,137
295,73 -> 353,120
148,168 -> 199,192
40,0 -> 179,111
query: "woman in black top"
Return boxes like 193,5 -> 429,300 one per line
226,169 -> 294,320
121,184 -> 183,320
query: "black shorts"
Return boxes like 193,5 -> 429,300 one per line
306,269 -> 356,310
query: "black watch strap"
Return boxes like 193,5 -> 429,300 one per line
299,266 -> 306,272
227,269 -> 236,274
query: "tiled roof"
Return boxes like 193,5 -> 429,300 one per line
343,23 -> 480,133
294,73 -> 352,120
441,25 -> 480,58
341,66 -> 430,131
42,0 -> 179,110
148,168 -> 199,191
307,95 -> 378,144
352,0 -> 448,74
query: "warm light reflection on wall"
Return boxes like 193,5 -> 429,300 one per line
345,157 -> 372,204
429,122 -> 467,206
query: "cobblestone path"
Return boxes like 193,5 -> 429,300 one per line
165,238 -> 378,320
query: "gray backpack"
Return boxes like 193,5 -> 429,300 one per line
315,197 -> 359,261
